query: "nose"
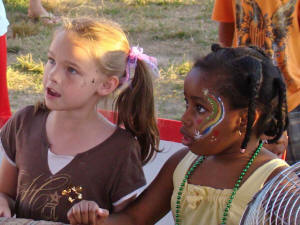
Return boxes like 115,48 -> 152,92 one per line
181,108 -> 193,127
45,64 -> 61,84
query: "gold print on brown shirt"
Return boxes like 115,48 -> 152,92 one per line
235,0 -> 297,86
18,170 -> 71,221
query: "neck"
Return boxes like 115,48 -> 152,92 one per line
49,106 -> 103,131
212,138 -> 261,161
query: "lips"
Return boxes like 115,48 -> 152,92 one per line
180,127 -> 194,146
46,87 -> 61,97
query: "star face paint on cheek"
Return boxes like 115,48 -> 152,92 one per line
194,129 -> 202,140
193,93 -> 225,140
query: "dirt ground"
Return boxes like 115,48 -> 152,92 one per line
5,0 -> 218,119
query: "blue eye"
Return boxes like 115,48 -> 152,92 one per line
47,57 -> 55,65
67,67 -> 78,75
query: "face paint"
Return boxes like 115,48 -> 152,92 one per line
194,129 -> 202,140
196,119 -> 202,124
209,135 -> 217,143
212,130 -> 219,138
209,130 -> 219,143
194,92 -> 225,140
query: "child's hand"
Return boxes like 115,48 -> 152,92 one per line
67,200 -> 109,225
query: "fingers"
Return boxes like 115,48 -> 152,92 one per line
67,202 -> 82,225
0,207 -> 11,218
67,213 -> 77,225
88,201 -> 96,224
96,208 -> 109,218
94,208 -> 109,224
67,200 -> 107,225
81,201 -> 89,224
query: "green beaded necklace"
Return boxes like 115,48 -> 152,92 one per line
175,140 -> 264,225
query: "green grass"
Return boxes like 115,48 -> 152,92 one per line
5,0 -> 218,118
3,0 -> 28,13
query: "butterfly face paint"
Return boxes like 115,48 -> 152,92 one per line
194,90 -> 225,140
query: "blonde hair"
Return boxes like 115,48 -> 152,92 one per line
39,17 -> 160,164
60,17 -> 130,80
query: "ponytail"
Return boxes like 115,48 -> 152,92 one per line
114,59 -> 160,165
34,100 -> 49,114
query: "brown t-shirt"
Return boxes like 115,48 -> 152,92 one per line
0,106 -> 146,223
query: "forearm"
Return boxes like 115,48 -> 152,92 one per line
103,213 -> 137,225
218,22 -> 234,47
103,149 -> 188,225
0,193 -> 15,214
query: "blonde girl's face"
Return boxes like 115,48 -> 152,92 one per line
43,31 -> 106,111
180,67 -> 244,156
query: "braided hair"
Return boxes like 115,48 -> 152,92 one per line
193,44 -> 289,150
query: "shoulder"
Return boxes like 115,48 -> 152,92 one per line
260,148 -> 288,165
112,127 -> 140,148
162,147 -> 190,175
108,127 -> 141,156
0,105 -> 37,163
168,147 -> 190,164
1,105 -> 35,130
14,105 -> 35,117
115,127 -> 137,140
255,148 -> 289,184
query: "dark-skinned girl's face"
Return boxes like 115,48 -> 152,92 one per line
180,67 -> 246,156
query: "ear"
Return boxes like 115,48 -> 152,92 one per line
237,108 -> 260,132
96,75 -> 119,96
237,109 -> 248,133
252,109 -> 261,128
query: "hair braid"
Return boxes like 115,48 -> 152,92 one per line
230,55 -> 263,150
241,68 -> 263,149
267,78 -> 289,144
193,44 -> 289,150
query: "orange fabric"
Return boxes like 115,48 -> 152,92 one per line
299,2 -> 300,24
212,0 -> 300,111
212,0 -> 235,22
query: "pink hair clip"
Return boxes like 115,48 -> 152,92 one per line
124,46 -> 159,83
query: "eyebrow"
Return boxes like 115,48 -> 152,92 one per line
184,91 -> 211,106
190,95 -> 207,102
65,61 -> 81,70
48,50 -> 81,70
183,92 -> 207,102
47,50 -> 55,56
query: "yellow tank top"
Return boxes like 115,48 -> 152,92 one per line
171,151 -> 289,225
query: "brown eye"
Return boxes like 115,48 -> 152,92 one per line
184,98 -> 189,109
196,105 -> 206,113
